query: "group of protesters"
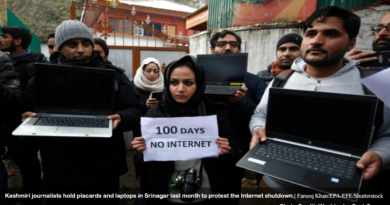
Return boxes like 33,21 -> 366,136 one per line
0,5 -> 390,205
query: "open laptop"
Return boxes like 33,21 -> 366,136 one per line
237,88 -> 378,202
12,63 -> 116,138
197,53 -> 247,95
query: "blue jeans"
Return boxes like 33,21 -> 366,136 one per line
0,159 -> 9,205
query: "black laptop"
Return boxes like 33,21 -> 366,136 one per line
13,63 -> 116,138
197,53 -> 247,95
237,88 -> 378,202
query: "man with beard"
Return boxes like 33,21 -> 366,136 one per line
249,6 -> 390,204
0,26 -> 47,205
346,12 -> 390,68
208,30 -> 267,204
348,11 -> 390,204
22,20 -> 143,205
257,33 -> 302,84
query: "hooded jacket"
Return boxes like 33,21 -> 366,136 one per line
135,55 -> 240,202
24,51 -> 144,187
249,57 -> 390,203
8,51 -> 47,91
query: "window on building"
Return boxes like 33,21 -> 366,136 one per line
109,19 -> 119,33
144,22 -> 162,37
122,20 -> 131,34
133,22 -> 144,36
106,18 -> 163,36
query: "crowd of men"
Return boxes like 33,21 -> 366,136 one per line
0,5 -> 389,205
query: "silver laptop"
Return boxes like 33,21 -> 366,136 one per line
237,88 -> 378,202
197,53 -> 247,95
12,63 -> 116,138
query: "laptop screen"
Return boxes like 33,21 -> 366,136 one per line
34,64 -> 116,115
266,88 -> 377,154
197,53 -> 247,85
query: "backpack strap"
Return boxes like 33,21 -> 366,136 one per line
357,66 -> 384,135
271,69 -> 295,88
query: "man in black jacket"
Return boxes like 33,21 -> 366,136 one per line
0,51 -> 23,205
0,26 -> 47,91
0,26 -> 47,203
256,33 -> 302,84
22,20 -> 143,205
209,30 -> 267,204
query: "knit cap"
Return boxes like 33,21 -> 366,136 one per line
55,20 -> 95,50
276,33 -> 303,51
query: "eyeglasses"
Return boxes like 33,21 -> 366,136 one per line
372,24 -> 390,34
48,45 -> 54,49
215,41 -> 239,48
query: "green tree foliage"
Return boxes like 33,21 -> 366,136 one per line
6,0 -> 71,41
0,0 -> 6,27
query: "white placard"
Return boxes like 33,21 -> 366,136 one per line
361,68 -> 390,108
141,115 -> 219,162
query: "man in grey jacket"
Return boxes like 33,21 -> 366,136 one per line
249,6 -> 390,204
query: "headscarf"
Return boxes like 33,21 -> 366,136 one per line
157,55 -> 206,117
133,57 -> 164,92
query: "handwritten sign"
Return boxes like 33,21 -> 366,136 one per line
141,115 -> 219,162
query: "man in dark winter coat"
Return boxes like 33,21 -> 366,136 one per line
256,33 -> 302,84
0,26 -> 47,203
0,51 -> 22,205
0,26 -> 47,91
209,30 -> 267,204
22,20 -> 143,205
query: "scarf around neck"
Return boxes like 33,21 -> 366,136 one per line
158,55 -> 206,117
133,57 -> 164,92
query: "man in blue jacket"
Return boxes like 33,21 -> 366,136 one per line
209,30 -> 267,204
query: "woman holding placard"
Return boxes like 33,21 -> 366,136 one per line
132,55 -> 240,204
133,57 -> 164,110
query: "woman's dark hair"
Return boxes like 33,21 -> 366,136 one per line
304,6 -> 361,40
158,55 -> 206,117
94,38 -> 109,56
209,30 -> 242,49
1,26 -> 32,49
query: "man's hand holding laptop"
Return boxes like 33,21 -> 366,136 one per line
249,127 -> 383,181
224,86 -> 248,103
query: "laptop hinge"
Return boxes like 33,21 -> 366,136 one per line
272,138 -> 353,157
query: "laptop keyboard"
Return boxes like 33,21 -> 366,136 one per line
255,142 -> 356,180
34,116 -> 109,128
206,85 -> 241,91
